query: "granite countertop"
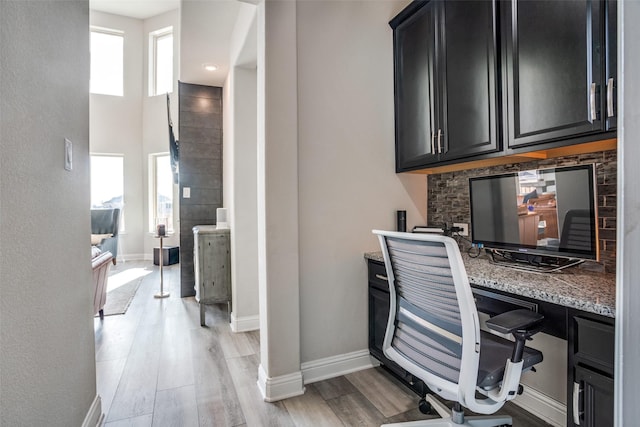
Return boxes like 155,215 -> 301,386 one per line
365,251 -> 616,318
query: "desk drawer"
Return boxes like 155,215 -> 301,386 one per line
472,286 -> 567,339
574,316 -> 615,373
368,260 -> 389,291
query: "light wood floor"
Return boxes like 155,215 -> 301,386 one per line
95,261 -> 552,427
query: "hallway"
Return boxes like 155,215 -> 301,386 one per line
94,261 -> 551,426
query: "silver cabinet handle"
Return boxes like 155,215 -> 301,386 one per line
607,77 -> 615,118
573,381 -> 582,425
590,82 -> 597,122
437,129 -> 442,154
375,274 -> 388,281
430,132 -> 436,155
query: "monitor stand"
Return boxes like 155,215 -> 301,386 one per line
487,249 -> 584,273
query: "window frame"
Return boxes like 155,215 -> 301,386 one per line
90,153 -> 125,232
90,26 -> 124,97
148,26 -> 174,97
149,152 -> 175,234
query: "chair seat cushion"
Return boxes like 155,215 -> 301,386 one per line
477,330 -> 543,389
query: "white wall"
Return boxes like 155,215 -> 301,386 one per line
90,10 -> 180,260
224,3 -> 259,332
257,0 -> 303,396
142,10 -> 181,256
0,1 -> 99,425
254,0 -> 426,400
90,11 -> 145,260
617,1 -> 640,424
295,0 -> 426,363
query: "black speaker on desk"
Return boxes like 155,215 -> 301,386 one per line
397,210 -> 406,232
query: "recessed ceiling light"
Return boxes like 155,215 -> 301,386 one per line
203,63 -> 218,72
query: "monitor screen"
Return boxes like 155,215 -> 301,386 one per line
469,164 -> 598,261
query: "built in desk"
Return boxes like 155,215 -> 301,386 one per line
365,251 -> 616,427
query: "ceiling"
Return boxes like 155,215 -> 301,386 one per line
90,0 -> 241,87
90,0 -> 180,20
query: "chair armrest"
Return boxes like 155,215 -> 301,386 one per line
485,309 -> 544,335
92,251 -> 113,269
486,309 -> 544,364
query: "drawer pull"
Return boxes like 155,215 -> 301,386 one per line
589,82 -> 597,122
430,132 -> 436,154
607,77 -> 615,117
573,381 -> 582,425
375,274 -> 389,281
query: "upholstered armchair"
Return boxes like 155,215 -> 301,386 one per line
91,208 -> 120,265
92,250 -> 113,319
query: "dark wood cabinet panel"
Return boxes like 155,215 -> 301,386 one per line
391,0 -> 500,172
568,311 -> 615,427
439,0 -> 500,161
368,260 -> 426,395
605,0 -> 617,131
573,366 -> 614,427
391,0 -> 617,172
502,0 -> 605,148
393,2 -> 438,170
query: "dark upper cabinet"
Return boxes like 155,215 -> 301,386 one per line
393,2 -> 438,170
391,0 -> 500,172
391,0 -> 617,171
605,0 -> 617,130
502,0 -> 615,149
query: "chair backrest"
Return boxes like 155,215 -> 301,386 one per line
91,208 -> 120,236
559,209 -> 593,252
373,231 -> 481,406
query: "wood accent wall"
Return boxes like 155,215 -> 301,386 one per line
178,82 -> 223,297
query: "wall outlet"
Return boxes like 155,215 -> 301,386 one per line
453,222 -> 469,236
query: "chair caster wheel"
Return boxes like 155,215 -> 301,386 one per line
418,398 -> 432,414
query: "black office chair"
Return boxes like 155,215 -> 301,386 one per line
373,231 -> 544,427
559,209 -> 594,253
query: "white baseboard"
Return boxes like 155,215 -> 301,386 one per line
230,312 -> 260,332
301,349 -> 380,384
81,395 -> 104,427
513,386 -> 566,427
257,364 -> 305,402
119,253 -> 147,262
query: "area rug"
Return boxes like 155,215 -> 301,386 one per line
97,277 -> 143,317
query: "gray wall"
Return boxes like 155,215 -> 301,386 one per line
178,82 -> 223,296
0,1 -> 98,425
617,1 -> 640,424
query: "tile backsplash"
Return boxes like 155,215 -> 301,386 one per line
427,150 -> 617,273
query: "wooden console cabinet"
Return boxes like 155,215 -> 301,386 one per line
193,226 -> 231,326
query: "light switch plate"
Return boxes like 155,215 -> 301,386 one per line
64,138 -> 72,171
183,187 -> 191,198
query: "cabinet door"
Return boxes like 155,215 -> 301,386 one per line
201,233 -> 231,303
503,0 -> 603,148
369,286 -> 390,361
572,366 -> 614,427
605,0 -> 617,130
393,2 -> 438,171
438,0 -> 500,161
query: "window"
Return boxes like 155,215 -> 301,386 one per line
90,27 -> 124,96
90,154 -> 125,230
150,154 -> 174,233
149,27 -> 173,96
